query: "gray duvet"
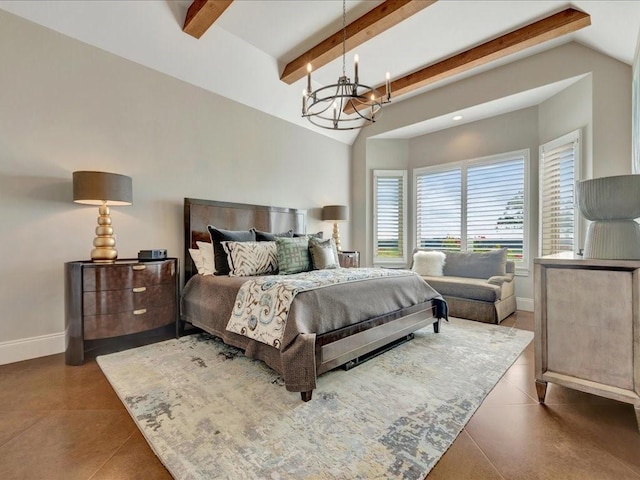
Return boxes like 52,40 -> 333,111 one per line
180,270 -> 443,393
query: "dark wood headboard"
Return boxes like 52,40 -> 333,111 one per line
184,198 -> 306,280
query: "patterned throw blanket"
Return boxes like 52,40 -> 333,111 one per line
226,268 -> 418,349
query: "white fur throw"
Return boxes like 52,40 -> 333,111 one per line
412,251 -> 446,277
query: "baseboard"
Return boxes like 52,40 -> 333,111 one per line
516,297 -> 534,312
0,331 -> 66,365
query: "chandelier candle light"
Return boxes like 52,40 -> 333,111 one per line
302,0 -> 391,130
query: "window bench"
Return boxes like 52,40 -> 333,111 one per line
412,249 -> 517,324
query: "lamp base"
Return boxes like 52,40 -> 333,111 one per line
91,203 -> 118,263
91,248 -> 118,263
332,222 -> 342,252
584,220 -> 640,259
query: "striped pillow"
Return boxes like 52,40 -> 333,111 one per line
222,241 -> 278,277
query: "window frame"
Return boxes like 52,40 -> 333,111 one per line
373,169 -> 408,266
538,130 -> 581,257
413,149 -> 530,274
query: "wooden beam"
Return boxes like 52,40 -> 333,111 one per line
183,0 -> 233,39
344,7 -> 591,114
280,0 -> 437,85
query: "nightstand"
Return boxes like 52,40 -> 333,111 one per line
65,258 -> 179,365
338,250 -> 360,268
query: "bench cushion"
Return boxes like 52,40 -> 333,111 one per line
421,275 -> 502,302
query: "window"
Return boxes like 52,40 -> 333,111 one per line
415,167 -> 462,251
373,170 -> 407,264
539,130 -> 580,256
415,150 -> 528,268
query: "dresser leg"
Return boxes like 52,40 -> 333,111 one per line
535,380 -> 548,403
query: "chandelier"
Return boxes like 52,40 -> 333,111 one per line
301,0 -> 391,130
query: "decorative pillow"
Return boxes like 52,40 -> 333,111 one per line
309,237 -> 339,270
222,241 -> 278,276
293,231 -> 323,239
412,251 -> 446,277
251,228 -> 293,241
188,248 -> 205,275
443,248 -> 507,279
207,226 -> 256,275
276,236 -> 311,274
195,241 -> 215,276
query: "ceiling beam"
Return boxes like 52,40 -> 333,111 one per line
344,7 -> 591,114
280,0 -> 437,85
183,0 -> 233,39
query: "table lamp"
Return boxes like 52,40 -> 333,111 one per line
322,205 -> 348,251
73,171 -> 133,262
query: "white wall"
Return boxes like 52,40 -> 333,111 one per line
351,42 -> 632,308
0,11 -> 350,363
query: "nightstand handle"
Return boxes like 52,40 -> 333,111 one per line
133,308 -> 147,315
132,287 -> 146,293
132,265 -> 146,271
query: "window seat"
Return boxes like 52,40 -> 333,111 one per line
412,248 -> 517,324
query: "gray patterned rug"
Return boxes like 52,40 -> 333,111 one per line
97,318 -> 532,480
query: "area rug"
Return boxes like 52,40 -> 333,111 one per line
97,318 -> 533,480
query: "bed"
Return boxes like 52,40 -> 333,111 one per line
179,198 -> 446,401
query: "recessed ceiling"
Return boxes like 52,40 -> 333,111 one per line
0,1 -> 637,145
373,75 -> 588,139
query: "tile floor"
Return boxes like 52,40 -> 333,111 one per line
0,312 -> 638,479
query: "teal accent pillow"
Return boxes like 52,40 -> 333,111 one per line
276,236 -> 311,274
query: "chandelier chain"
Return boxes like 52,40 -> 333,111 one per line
342,0 -> 346,77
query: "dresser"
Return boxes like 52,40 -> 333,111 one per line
534,252 -> 640,431
65,258 -> 179,365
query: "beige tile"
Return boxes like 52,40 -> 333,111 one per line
548,403 -> 640,475
513,341 -> 534,366
466,404 -> 640,479
0,411 -> 46,447
427,429 -> 504,479
481,378 -> 538,406
501,311 -> 534,332
90,430 -> 172,480
0,410 -> 135,480
0,355 -> 123,411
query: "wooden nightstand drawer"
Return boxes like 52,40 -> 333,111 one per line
83,282 -> 176,316
82,261 -> 176,292
84,303 -> 177,340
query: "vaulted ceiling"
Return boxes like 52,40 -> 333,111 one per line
1,1 -> 638,144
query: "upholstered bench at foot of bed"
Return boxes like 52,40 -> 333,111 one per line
300,317 -> 442,402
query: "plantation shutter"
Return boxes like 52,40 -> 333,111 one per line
415,168 -> 462,251
373,170 -> 407,263
539,131 -> 580,256
467,158 -> 525,259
